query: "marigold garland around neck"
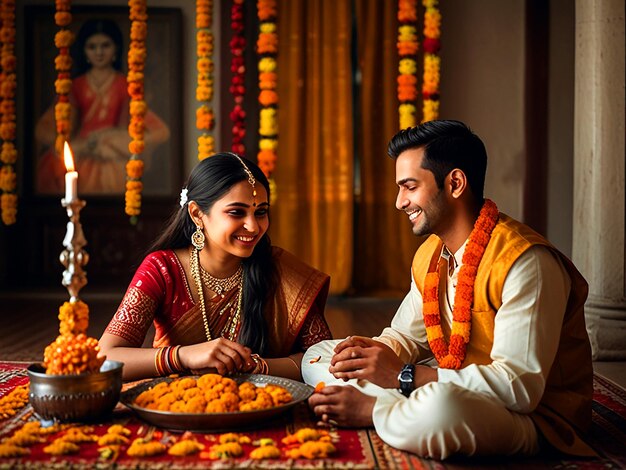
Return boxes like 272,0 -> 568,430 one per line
196,0 -> 215,160
422,199 -> 499,369
422,0 -> 441,122
0,0 -> 18,225
256,0 -> 278,179
125,0 -> 148,222
397,0 -> 419,129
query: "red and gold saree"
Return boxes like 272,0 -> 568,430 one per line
105,247 -> 331,357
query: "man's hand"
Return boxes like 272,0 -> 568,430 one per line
308,385 -> 375,428
329,336 -> 404,388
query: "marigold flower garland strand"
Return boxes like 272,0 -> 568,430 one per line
196,0 -> 215,160
125,0 -> 148,222
422,0 -> 441,122
0,0 -> 17,225
229,0 -> 246,156
256,0 -> 278,179
397,0 -> 419,130
422,199 -> 499,369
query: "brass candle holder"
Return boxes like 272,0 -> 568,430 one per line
59,197 -> 89,301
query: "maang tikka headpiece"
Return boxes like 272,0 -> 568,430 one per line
229,152 -> 257,206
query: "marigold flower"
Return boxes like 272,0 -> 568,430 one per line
0,27 -> 15,43
258,138 -> 277,151
130,21 -> 147,41
54,78 -> 72,95
0,122 -> 15,140
398,58 -> 417,75
126,159 -> 145,179
54,54 -> 72,71
258,57 -> 277,73
129,100 -> 147,116
54,11 -> 72,27
397,40 -> 419,56
196,85 -> 212,102
1,53 -> 16,72
129,140 -> 145,155
0,166 -> 16,192
0,142 -> 17,164
197,57 -> 213,73
398,25 -> 417,42
54,30 -> 73,48
196,105 -> 214,131
259,22 -> 276,34
258,89 -> 278,106
127,82 -> 144,100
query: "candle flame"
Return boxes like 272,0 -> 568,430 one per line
63,141 -> 75,172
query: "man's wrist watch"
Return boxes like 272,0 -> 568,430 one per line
398,363 -> 415,397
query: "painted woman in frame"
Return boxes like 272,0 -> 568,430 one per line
35,18 -> 169,195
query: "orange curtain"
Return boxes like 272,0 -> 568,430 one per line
353,0 -> 420,295
272,0 -> 354,294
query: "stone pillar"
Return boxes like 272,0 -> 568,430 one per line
573,0 -> 625,359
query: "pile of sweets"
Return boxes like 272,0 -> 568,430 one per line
133,374 -> 293,413
43,300 -> 105,375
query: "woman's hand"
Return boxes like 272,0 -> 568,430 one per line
178,338 -> 253,375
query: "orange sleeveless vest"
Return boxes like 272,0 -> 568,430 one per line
411,213 -> 594,456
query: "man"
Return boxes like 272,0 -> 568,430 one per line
303,120 -> 593,459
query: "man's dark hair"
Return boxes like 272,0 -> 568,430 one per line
387,120 -> 487,203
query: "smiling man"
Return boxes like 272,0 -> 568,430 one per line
303,120 -> 594,460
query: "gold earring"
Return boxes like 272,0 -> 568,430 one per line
191,225 -> 205,251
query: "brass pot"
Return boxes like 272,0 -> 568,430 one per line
27,360 -> 123,422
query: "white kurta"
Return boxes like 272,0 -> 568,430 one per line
302,243 -> 571,459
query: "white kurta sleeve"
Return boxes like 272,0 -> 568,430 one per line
436,245 -> 571,412
374,273 -> 432,364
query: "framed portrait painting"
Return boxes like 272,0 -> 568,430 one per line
24,5 -> 182,199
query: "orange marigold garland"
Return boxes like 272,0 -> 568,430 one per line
125,0 -> 148,222
256,0 -> 278,180
229,0 -> 246,156
196,0 -> 214,160
0,0 -> 17,225
53,0 -> 73,159
422,199 -> 498,369
397,0 -> 419,129
422,0 -> 441,122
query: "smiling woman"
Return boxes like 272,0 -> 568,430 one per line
98,153 -> 332,382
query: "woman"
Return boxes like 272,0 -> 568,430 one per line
35,18 -> 169,195
99,153 -> 332,381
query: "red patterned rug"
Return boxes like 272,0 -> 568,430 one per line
1,361 -> 624,469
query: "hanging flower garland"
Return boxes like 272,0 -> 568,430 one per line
256,0 -> 278,179
422,200 -> 499,369
397,0 -> 418,130
229,0 -> 246,156
196,0 -> 215,160
0,0 -> 17,225
125,0 -> 148,223
422,0 -> 441,122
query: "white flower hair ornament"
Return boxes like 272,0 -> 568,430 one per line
179,188 -> 188,207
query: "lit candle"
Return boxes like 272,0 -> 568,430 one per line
63,141 -> 78,202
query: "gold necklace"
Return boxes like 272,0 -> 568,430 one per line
199,264 -> 243,298
189,247 -> 243,342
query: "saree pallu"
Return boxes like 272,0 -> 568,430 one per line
106,247 -> 331,357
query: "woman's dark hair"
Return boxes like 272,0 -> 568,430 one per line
387,120 -> 488,204
150,153 -> 274,355
72,19 -> 124,77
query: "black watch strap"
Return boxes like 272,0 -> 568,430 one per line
398,363 -> 415,397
